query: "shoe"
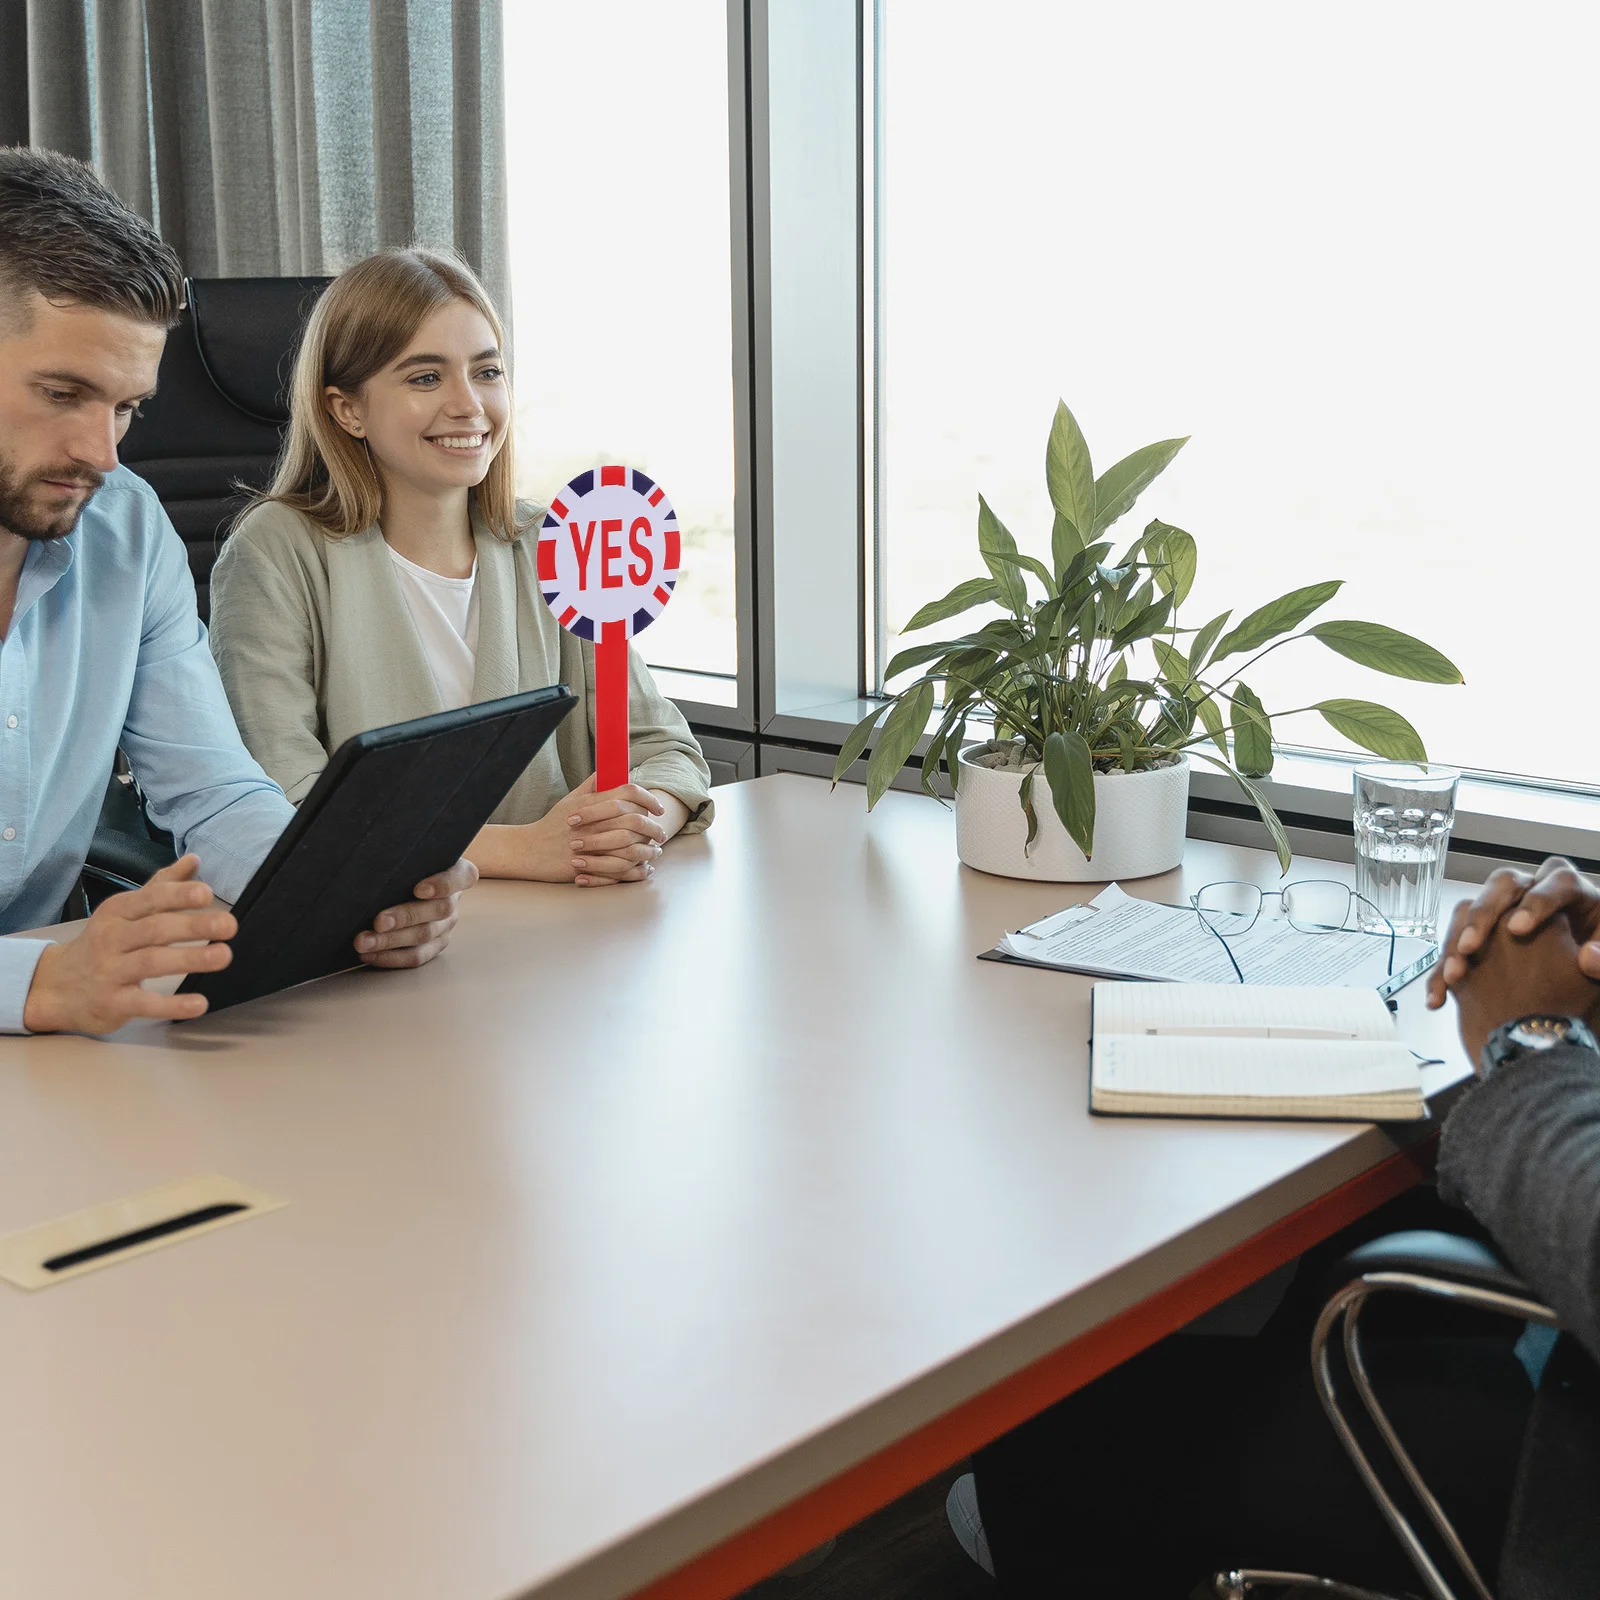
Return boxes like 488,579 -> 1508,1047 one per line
945,1472 -> 994,1576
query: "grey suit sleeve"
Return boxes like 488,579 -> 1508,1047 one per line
1437,1046 -> 1600,1362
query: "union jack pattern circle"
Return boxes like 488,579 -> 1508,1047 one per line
537,465 -> 679,641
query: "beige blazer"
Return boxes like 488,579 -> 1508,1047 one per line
208,500 -> 714,831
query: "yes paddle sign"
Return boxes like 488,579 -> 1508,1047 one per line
538,466 -> 679,790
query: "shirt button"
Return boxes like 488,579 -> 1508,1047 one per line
2,828 -> 14,841
4,716 -> 14,728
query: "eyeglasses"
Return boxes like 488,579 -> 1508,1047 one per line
1189,879 -> 1397,984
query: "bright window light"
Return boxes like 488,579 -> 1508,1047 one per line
879,1 -> 1598,785
504,2 -> 737,677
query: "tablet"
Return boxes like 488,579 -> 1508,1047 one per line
179,684 -> 577,1014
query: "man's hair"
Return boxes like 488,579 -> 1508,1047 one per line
0,147 -> 185,329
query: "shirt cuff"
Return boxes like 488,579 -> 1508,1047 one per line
0,938 -> 53,1034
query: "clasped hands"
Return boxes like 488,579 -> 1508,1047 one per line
23,852 -> 476,1036
1426,855 -> 1600,1067
473,776 -> 683,886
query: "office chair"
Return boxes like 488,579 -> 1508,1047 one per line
1215,1229 -> 1567,1600
79,277 -> 330,905
119,274 -> 332,620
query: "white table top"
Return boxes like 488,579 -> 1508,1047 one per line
0,775 -> 1471,1600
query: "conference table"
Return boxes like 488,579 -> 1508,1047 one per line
0,774 -> 1472,1600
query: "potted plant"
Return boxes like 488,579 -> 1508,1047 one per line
833,402 -> 1463,881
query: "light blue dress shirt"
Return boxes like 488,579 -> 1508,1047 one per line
0,467 -> 294,1031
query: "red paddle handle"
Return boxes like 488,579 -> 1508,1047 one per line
596,623 -> 630,793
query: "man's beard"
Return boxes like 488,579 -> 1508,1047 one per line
0,449 -> 103,541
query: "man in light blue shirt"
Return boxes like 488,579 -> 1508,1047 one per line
0,147 -> 474,1034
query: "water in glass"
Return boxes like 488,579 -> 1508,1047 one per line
1352,763 -> 1459,940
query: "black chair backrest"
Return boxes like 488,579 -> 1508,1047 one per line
120,276 -> 332,619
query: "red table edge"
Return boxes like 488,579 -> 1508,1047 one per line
628,1139 -> 1435,1600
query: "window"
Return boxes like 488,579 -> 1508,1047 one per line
503,2 -> 738,679
876,1 -> 1600,787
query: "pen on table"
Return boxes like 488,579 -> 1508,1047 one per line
1142,1025 -> 1360,1040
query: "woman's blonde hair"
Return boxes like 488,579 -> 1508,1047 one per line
258,246 -> 521,540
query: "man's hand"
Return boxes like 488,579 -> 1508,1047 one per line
21,855 -> 235,1034
354,857 -> 477,967
1452,912 -> 1600,1066
564,775 -> 670,887
1428,856 -> 1600,1009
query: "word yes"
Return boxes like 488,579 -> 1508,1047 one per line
567,518 -> 656,590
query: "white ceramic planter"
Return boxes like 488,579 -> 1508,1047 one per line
954,747 -> 1190,882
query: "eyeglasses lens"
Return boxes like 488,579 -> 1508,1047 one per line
1283,882 -> 1351,934
1195,883 -> 1260,935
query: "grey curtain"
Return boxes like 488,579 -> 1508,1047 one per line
0,0 -> 507,315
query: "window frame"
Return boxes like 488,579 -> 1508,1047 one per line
690,1 -> 1600,875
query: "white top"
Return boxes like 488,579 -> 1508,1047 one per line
385,542 -> 480,709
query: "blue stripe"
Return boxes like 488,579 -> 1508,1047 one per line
632,469 -> 655,494
569,469 -> 595,497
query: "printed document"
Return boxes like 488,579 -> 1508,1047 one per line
997,884 -> 1432,990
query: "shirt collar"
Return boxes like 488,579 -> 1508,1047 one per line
10,529 -> 77,631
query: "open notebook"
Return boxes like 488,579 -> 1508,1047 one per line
1089,983 -> 1429,1122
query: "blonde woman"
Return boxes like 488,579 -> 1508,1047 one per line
209,249 -> 712,887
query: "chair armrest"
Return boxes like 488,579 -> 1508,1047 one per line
1334,1228 -> 1533,1300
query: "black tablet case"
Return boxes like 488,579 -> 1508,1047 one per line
179,685 -> 577,1014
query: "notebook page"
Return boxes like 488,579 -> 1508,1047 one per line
1093,982 -> 1397,1042
1093,1035 -> 1422,1098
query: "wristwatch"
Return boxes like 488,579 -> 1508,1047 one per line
1480,1014 -> 1600,1077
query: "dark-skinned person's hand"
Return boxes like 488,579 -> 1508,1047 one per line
353,857 -> 478,967
1427,855 -> 1600,1010
1451,910 -> 1600,1069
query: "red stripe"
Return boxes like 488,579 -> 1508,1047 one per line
596,622 -> 630,792
664,527 -> 680,571
653,585 -> 670,606
551,498 -> 568,520
648,487 -> 664,507
559,606 -> 577,628
537,540 -> 557,581
601,464 -> 626,487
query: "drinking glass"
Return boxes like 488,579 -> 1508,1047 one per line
1352,762 -> 1459,940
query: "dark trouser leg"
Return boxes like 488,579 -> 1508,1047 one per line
973,1188 -> 1533,1597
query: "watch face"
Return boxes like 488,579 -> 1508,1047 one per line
1509,1016 -> 1577,1050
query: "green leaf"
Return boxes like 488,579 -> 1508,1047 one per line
1228,767 -> 1294,874
832,701 -> 888,784
864,679 -> 935,808
1141,520 -> 1198,606
1091,437 -> 1188,536
1106,655 -> 1128,687
1045,401 -> 1096,545
1230,682 -> 1274,777
987,546 -> 1058,597
1112,592 -> 1174,650
1307,621 -> 1465,684
1315,698 -> 1427,761
977,495 -> 1029,616
902,576 -> 1001,634
882,638 -> 961,681
1042,728 -> 1096,859
1188,609 -> 1232,674
1211,580 -> 1343,661
1051,510 -> 1084,580
1019,768 -> 1039,854
1194,693 -> 1230,759
1150,637 -> 1190,688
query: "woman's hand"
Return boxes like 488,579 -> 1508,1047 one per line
565,775 -> 676,887
465,777 -> 688,886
